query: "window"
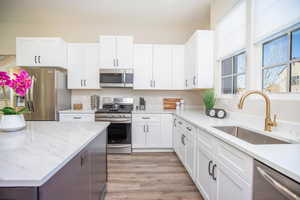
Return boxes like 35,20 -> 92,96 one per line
221,52 -> 246,94
262,28 -> 300,93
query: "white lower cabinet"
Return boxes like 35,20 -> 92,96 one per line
132,114 -> 173,150
173,116 -> 253,200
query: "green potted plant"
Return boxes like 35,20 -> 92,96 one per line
202,89 -> 216,116
0,70 -> 32,132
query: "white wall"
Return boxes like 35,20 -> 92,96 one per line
211,0 -> 300,123
72,89 -> 204,110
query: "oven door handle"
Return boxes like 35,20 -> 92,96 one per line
108,144 -> 131,148
96,119 -> 131,123
257,167 -> 300,200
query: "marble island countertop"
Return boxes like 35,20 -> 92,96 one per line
133,108 -> 300,182
0,121 -> 109,187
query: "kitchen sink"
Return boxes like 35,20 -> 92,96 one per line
213,126 -> 289,145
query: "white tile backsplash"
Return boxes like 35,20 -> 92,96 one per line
71,89 -> 204,110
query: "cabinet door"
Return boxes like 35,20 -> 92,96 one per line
16,38 -> 39,66
160,114 -> 173,148
153,45 -> 173,89
132,121 -> 147,148
146,120 -> 162,148
177,127 -> 186,163
213,161 -> 252,200
133,44 -> 153,90
39,150 -> 85,200
88,130 -> 107,200
185,132 -> 195,177
195,141 -> 214,200
85,44 -> 100,89
99,36 -> 116,68
39,38 -> 66,67
116,36 -> 133,68
67,44 -> 85,89
172,45 -> 185,90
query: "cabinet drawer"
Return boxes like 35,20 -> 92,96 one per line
59,114 -> 95,122
132,114 -> 161,122
196,128 -> 215,151
216,140 -> 253,183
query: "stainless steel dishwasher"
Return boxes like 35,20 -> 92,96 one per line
254,160 -> 300,200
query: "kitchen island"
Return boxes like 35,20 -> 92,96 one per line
0,121 -> 109,200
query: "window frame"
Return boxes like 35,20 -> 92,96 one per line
220,51 -> 247,95
261,27 -> 300,93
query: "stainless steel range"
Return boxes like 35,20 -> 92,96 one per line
95,98 -> 133,154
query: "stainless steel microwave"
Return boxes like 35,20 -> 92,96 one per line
99,69 -> 133,88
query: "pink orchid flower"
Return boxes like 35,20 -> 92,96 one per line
0,70 -> 32,97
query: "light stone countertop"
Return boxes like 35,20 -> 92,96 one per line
0,121 -> 109,187
133,108 -> 300,182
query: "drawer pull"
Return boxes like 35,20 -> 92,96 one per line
178,121 -> 183,125
186,127 -> 192,131
208,160 -> 213,176
142,117 -> 151,119
73,117 -> 82,119
212,164 -> 217,181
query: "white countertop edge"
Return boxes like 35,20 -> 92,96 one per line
0,122 -> 110,187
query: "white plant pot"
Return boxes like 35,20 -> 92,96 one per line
0,114 -> 26,132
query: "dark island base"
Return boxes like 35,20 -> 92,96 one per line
0,130 -> 107,200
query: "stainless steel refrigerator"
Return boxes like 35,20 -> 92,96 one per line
16,67 -> 71,121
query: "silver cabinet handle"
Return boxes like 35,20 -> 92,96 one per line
142,117 -> 151,119
185,80 -> 188,88
81,80 -> 83,87
147,125 -> 149,132
178,121 -> 182,125
150,80 -> 153,87
34,56 -> 37,64
153,80 -> 155,88
73,117 -> 82,119
257,167 -> 300,200
84,80 -> 87,86
143,125 -> 146,132
116,59 -> 119,67
38,56 -> 41,64
212,164 -> 217,181
193,76 -> 196,86
174,119 -> 177,127
208,160 -> 213,176
186,127 -> 192,131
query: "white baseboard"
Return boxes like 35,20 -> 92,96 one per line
132,148 -> 174,153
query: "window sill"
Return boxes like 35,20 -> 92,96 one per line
217,92 -> 300,101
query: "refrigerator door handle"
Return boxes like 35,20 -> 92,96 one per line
30,75 -> 36,112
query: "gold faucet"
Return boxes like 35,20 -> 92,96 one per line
238,90 -> 277,132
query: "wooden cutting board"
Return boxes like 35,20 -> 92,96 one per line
163,98 -> 181,109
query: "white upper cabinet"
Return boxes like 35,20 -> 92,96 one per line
99,36 -> 133,68
133,44 -> 153,90
184,30 -> 214,89
153,45 -> 173,90
172,45 -> 185,90
16,37 -> 67,67
67,43 -> 100,89
133,44 -> 184,90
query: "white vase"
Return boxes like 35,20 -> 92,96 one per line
0,114 -> 26,132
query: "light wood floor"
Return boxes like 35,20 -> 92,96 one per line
105,152 -> 204,200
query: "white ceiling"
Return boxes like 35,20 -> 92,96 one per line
0,0 -> 211,27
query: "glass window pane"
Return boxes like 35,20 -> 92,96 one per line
291,61 -> 300,92
234,74 -> 246,94
234,53 -> 246,74
263,65 -> 289,93
292,29 -> 300,59
222,77 -> 233,94
263,35 -> 289,67
222,57 -> 233,76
